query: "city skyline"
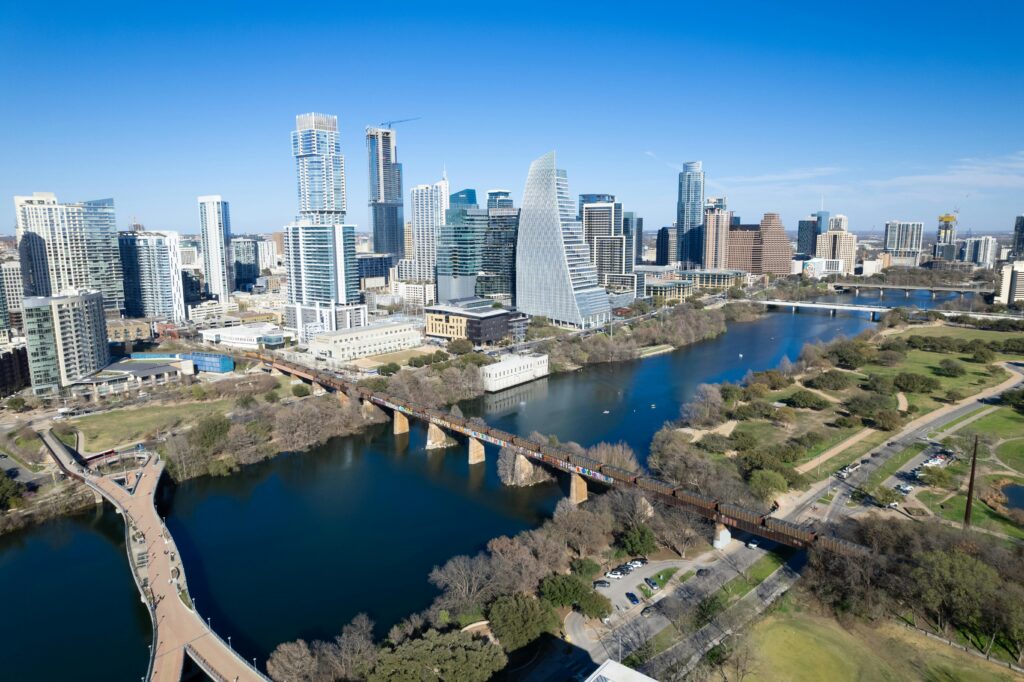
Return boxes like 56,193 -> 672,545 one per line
2,2 -> 1022,236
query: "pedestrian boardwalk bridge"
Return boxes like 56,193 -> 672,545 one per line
41,432 -> 268,682
251,353 -> 868,557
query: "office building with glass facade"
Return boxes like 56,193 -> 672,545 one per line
515,152 -> 610,329
676,161 -> 705,268
366,127 -> 404,257
119,231 -> 186,322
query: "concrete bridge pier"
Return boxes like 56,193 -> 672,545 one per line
569,473 -> 588,504
878,288 -> 884,298
393,410 -> 409,435
92,488 -> 103,505
870,311 -> 878,322
830,308 -> 836,317
905,289 -> 910,297
337,390 -> 351,406
712,522 -> 732,549
468,437 -> 485,465
426,422 -> 456,450
931,290 -> 937,299
312,382 -> 327,396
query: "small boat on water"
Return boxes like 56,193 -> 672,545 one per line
739,353 -> 744,358
602,410 -> 610,414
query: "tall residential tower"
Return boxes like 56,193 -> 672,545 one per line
198,195 -> 233,300
676,161 -> 705,268
366,127 -> 405,257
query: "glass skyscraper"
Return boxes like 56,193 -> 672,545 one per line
476,204 -> 520,302
15,192 -> 125,313
486,190 -> 513,209
516,152 -> 610,329
119,231 -> 186,323
293,113 -> 346,223
676,161 -> 705,268
366,127 -> 405,257
284,223 -> 358,305
231,237 -> 260,290
437,192 -> 486,302
409,175 -> 449,282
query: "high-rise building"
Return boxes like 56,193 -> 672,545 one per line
675,162 -> 705,268
727,213 -> 793,276
366,127 -> 404,257
409,175 -> 450,282
231,237 -> 260,290
23,290 -> 109,394
582,200 -> 635,293
655,227 -> 672,266
515,152 -> 611,328
702,208 -> 731,270
293,113 -> 346,223
578,193 -> 615,221
284,223 -> 358,306
796,210 -> 830,256
995,261 -> 1024,304
15,192 -> 124,313
487,190 -> 514,210
119,232 -> 186,323
449,188 -> 478,210
0,277 -> 8,332
959,236 -> 997,269
437,205 -> 486,303
624,212 -> 643,265
828,214 -> 849,232
936,214 -> 957,246
883,220 -> 924,266
1013,216 -> 1024,259
257,239 -> 278,271
198,195 -> 233,299
476,204 -> 519,301
1,261 -> 23,317
815,221 -> 858,274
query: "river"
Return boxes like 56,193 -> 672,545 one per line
0,307 -> 877,680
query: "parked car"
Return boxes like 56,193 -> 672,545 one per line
593,580 -> 611,588
641,606 -> 656,618
644,577 -> 659,590
605,571 -> 623,580
631,557 -> 648,566
746,540 -> 759,549
696,568 -> 711,577
627,560 -> 643,569
625,592 -> 640,606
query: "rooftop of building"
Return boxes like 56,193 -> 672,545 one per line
424,297 -> 511,318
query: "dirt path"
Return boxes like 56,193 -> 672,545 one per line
803,386 -> 841,404
795,427 -> 877,474
896,392 -> 908,411
677,419 -> 738,442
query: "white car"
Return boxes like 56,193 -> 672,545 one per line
746,540 -> 759,549
627,560 -> 643,569
605,570 -> 623,580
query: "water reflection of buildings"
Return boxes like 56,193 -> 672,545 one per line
483,377 -> 549,417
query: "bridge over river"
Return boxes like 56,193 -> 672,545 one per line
253,354 -> 867,558
41,432 -> 268,682
744,298 -> 1023,323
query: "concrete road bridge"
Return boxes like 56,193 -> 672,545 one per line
252,353 -> 868,557
41,432 -> 269,682
745,298 -> 1023,323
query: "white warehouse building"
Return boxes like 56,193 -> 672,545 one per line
480,353 -> 549,392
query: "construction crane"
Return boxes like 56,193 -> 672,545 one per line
377,117 -> 421,129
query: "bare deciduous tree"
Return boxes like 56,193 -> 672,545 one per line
267,639 -> 317,682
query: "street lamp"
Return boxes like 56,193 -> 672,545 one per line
228,635 -> 232,649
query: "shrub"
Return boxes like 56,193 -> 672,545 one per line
263,390 -> 280,403
378,362 -> 401,377
875,350 -> 905,367
863,375 -> 895,394
697,433 -> 732,453
447,338 -> 474,355
570,558 -> 601,579
971,347 -> 996,363
894,373 -> 940,393
805,370 -> 854,391
619,524 -> 657,556
934,358 -> 967,378
488,595 -> 558,652
5,397 -> 26,412
235,395 -> 256,409
749,469 -> 788,500
784,389 -> 830,410
291,384 -> 311,397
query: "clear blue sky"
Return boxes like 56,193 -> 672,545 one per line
2,1 -> 1022,236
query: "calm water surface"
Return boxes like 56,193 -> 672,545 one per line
0,308 -> 875,680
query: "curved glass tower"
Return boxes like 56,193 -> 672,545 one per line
515,152 -> 610,329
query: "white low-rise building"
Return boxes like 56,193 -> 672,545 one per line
480,353 -> 549,392
199,323 -> 292,350
309,321 -> 423,362
188,299 -> 240,322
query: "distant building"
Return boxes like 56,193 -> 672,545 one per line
677,269 -> 745,291
390,280 -> 437,308
676,161 -> 704,268
293,112 -> 347,223
187,299 -> 240,322
959,236 -> 997,269
883,220 -> 924,267
859,259 -> 884,277
200,323 -> 291,350
309,321 -> 422,362
106,318 -> 153,344
487,189 -> 514,209
15,192 -> 124,312
424,297 -> 527,345
437,203 -> 486,302
480,354 -> 549,392
644,277 -> 694,304
119,231 -> 187,322
0,345 -> 30,397
1014,215 -> 1024,259
815,222 -> 857,274
655,227 -> 673,266
284,222 -> 359,306
727,213 -> 793,276
624,212 -> 643,266
23,290 -> 109,395
1,261 -> 23,320
283,302 -> 368,344
366,127 -> 405,257
936,213 -> 957,246
409,175 -> 450,282
257,239 -> 278,271
231,237 -> 260,290
793,257 -> 843,279
702,208 -> 731,270
198,195 -> 233,299
515,152 -> 611,329
476,205 -> 519,302
357,253 -> 394,286
585,659 -> 658,682
995,261 -> 1024,305
796,210 -> 829,256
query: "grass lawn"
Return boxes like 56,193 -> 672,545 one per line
747,603 -> 1018,682
962,407 -> 1024,440
893,325 -> 1024,343
651,567 -> 680,588
859,350 -> 1008,415
721,551 -> 787,602
866,442 -> 927,489
920,489 -> 1024,540
365,346 -> 441,367
996,438 -> 1024,475
72,400 -> 232,451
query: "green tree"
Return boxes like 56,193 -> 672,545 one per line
693,592 -> 726,628
5,396 -> 26,412
873,486 -> 901,507
971,347 -> 996,363
263,390 -> 280,403
894,373 -> 941,393
188,414 -> 231,454
541,574 -> 587,606
910,551 -> 1000,634
619,523 -> 657,556
487,594 -> 558,652
447,338 -> 474,355
378,362 -> 401,377
784,389 -> 830,410
935,358 -> 967,378
291,384 -> 311,397
871,409 -> 904,431
748,469 -> 788,501
945,389 -> 965,403
0,473 -> 24,510
370,630 -> 507,681
570,557 -> 601,580
919,466 -> 955,489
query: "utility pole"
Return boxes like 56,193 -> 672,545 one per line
963,435 -> 978,528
